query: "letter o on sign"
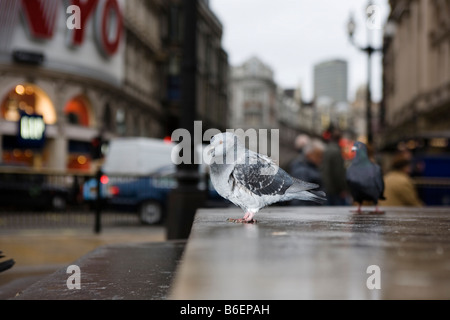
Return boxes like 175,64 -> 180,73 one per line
95,0 -> 123,57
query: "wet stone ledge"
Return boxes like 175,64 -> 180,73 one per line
13,241 -> 186,300
170,207 -> 450,300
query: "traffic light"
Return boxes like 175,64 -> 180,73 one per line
91,136 -> 104,160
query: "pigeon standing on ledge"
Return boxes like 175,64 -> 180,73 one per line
205,132 -> 326,223
346,141 -> 386,214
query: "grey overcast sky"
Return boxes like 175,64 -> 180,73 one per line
209,0 -> 390,103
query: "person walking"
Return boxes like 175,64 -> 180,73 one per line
321,128 -> 348,206
379,152 -> 423,207
290,139 -> 325,206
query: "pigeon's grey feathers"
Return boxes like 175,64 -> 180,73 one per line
206,132 -> 326,221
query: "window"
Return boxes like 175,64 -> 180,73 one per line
1,84 -> 57,125
64,95 -> 92,127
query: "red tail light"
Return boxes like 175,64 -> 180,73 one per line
110,186 -> 120,196
100,175 -> 109,185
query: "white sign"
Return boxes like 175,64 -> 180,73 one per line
0,0 -> 125,86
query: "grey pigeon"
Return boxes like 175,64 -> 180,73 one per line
205,132 -> 326,223
346,141 -> 385,213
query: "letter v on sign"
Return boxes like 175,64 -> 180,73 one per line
21,0 -> 60,39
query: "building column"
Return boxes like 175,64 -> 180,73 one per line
45,137 -> 68,171
48,81 -> 69,171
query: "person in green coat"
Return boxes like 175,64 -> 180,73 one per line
321,128 -> 348,206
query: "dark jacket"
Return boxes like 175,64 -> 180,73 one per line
290,158 -> 323,206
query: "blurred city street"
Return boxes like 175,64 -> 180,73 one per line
0,0 -> 449,302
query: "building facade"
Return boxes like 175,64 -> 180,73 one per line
381,0 -> 450,151
229,56 -> 279,161
0,0 -> 229,173
0,0 -> 167,172
350,85 -> 381,143
229,56 -> 278,131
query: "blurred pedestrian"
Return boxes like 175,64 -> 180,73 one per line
290,139 -> 325,206
379,152 -> 423,207
321,128 -> 348,206
289,134 -> 311,174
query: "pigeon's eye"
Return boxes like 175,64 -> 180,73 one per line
219,140 -> 223,145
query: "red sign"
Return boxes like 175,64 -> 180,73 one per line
21,0 -> 59,39
20,0 -> 123,57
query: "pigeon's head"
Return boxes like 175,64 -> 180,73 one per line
204,132 -> 240,164
352,141 -> 368,157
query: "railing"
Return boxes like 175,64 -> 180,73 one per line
0,168 -> 222,232
0,169 -> 146,231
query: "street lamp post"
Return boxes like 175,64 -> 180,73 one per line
166,0 -> 206,240
347,2 -> 382,145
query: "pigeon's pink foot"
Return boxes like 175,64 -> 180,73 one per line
351,204 -> 363,214
227,212 -> 257,224
372,206 -> 385,215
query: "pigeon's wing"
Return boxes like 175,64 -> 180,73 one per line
231,152 -> 317,197
373,163 -> 386,199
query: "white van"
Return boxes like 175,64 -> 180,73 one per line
102,138 -> 175,175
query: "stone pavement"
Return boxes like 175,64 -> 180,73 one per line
170,207 -> 450,300
0,226 -> 166,299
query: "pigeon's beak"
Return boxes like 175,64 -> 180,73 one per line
351,146 -> 357,152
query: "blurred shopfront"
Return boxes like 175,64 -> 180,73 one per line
0,0 -> 166,173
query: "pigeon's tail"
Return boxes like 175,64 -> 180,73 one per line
0,251 -> 15,273
285,178 -> 327,205
0,259 -> 15,273
297,190 -> 327,205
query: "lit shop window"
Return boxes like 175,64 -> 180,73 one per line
67,140 -> 92,171
0,84 -> 57,125
64,95 -> 92,127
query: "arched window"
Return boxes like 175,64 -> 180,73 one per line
64,95 -> 92,127
1,84 -> 57,125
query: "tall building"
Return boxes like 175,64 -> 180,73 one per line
314,59 -> 348,104
381,0 -> 450,151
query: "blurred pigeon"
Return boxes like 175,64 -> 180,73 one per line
346,141 -> 385,213
205,132 -> 326,223
0,251 -> 15,273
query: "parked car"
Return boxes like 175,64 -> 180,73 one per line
83,138 -> 225,225
0,172 -> 70,211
